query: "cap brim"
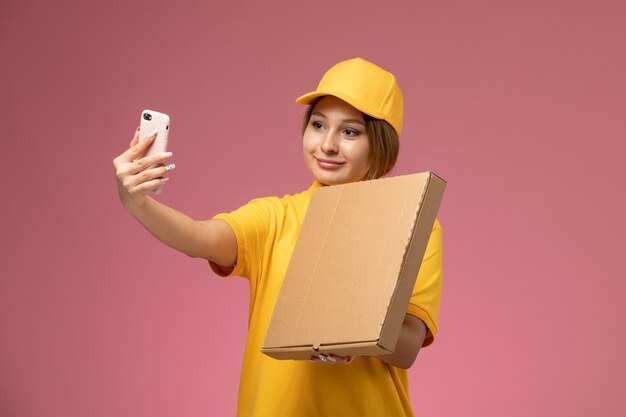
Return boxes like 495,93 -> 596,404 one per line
295,90 -> 386,122
295,91 -> 325,105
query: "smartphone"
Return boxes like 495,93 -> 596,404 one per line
139,109 -> 170,157
139,109 -> 171,194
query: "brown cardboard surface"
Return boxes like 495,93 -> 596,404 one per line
261,172 -> 446,360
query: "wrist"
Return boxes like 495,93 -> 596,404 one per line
124,195 -> 150,216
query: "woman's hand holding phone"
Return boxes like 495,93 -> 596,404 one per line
113,128 -> 174,211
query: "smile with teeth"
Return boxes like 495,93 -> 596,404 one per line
315,157 -> 345,169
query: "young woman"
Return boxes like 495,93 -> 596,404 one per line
113,58 -> 442,417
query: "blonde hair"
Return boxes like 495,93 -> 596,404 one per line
302,99 -> 400,181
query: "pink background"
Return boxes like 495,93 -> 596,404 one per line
2,0 -> 625,416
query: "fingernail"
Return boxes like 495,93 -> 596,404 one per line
165,163 -> 176,172
149,129 -> 158,137
161,152 -> 173,158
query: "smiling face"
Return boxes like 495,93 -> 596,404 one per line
302,96 -> 371,186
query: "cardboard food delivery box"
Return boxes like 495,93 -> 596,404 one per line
261,172 -> 446,360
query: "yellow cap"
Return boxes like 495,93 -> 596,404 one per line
295,58 -> 404,135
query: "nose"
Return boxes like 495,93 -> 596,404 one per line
320,131 -> 339,154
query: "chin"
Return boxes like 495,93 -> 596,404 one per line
314,174 -> 358,186
307,164 -> 367,186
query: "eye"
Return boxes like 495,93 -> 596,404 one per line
311,121 -> 324,130
343,128 -> 361,137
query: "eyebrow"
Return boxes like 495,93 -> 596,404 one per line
311,111 -> 365,126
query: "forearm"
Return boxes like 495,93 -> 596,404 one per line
127,196 -> 212,259
378,315 -> 427,369
113,131 -> 226,261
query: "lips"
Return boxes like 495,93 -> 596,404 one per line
315,156 -> 345,169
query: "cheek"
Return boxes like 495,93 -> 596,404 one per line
302,129 -> 316,152
347,141 -> 371,168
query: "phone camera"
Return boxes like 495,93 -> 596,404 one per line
143,113 -> 152,121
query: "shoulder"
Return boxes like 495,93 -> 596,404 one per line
245,186 -> 313,212
248,182 -> 320,212
218,183 -> 318,222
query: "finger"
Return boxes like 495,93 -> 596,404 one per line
326,354 -> 353,364
119,130 -> 158,163
127,151 -> 173,175
309,354 -> 327,363
117,158 -> 172,190
132,163 -> 173,184
132,176 -> 170,194
329,354 -> 352,360
129,127 -> 140,147
309,354 -> 350,364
